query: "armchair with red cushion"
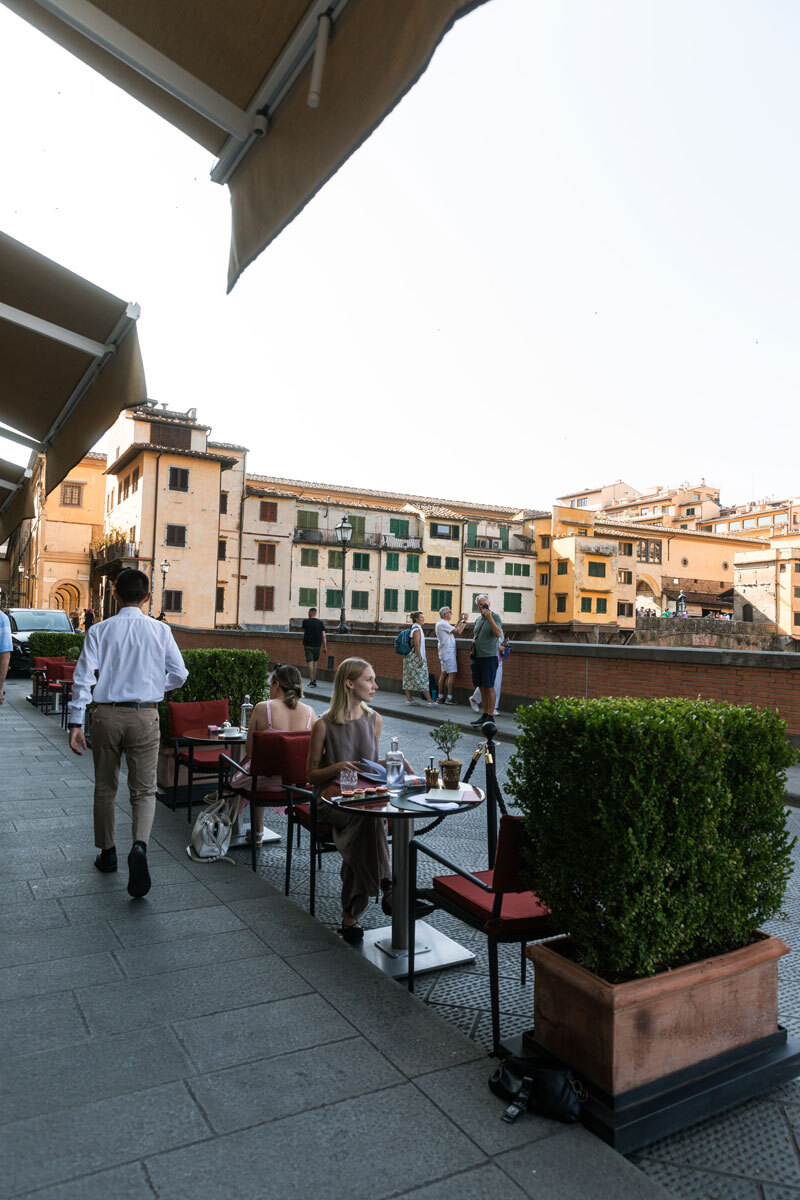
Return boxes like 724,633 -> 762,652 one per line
168,699 -> 230,821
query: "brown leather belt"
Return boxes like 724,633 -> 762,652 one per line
98,702 -> 157,709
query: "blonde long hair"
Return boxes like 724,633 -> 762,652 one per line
328,657 -> 373,725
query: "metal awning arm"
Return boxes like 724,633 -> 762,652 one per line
0,300 -> 109,358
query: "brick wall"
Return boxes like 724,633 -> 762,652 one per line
171,627 -> 800,741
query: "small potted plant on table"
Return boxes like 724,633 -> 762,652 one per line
430,719 -> 463,789
507,696 -> 799,1151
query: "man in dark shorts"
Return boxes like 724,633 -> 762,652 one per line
301,607 -> 327,687
470,592 -> 503,725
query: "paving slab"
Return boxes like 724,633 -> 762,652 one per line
113,927 -> 270,979
495,1126 -> 672,1199
0,949 -> 122,1002
396,1163 -> 529,1199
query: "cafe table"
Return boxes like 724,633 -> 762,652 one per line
180,727 -> 280,846
326,780 -> 484,979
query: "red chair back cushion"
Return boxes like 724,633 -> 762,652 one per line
491,815 -> 530,894
250,730 -> 311,785
169,699 -> 229,738
34,657 -> 66,670
60,663 -> 76,681
46,662 -> 65,681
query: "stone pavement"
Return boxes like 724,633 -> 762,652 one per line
0,677 -> 667,1200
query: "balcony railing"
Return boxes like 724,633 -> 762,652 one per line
292,528 -> 421,550
92,540 -> 140,567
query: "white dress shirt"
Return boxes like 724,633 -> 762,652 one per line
68,606 -> 189,725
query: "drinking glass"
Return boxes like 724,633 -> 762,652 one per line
339,767 -> 359,795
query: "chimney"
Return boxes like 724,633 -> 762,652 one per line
161,403 -> 168,411
187,408 -> 197,420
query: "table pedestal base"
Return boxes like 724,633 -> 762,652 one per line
229,827 -> 281,847
357,921 -> 475,980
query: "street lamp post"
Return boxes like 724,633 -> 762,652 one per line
335,517 -> 353,634
160,558 -> 170,615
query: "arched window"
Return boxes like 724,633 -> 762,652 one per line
742,603 -> 753,622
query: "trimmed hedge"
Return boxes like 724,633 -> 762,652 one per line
27,632 -> 85,662
158,648 -> 270,743
507,697 -> 796,981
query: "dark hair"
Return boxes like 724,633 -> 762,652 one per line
308,608 -> 317,615
114,568 -> 150,604
410,611 -> 423,623
271,663 -> 303,709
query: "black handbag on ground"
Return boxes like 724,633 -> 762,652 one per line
489,1054 -> 587,1124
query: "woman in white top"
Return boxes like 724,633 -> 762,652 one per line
240,664 -> 317,844
402,610 -> 434,705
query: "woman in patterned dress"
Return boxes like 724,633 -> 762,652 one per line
402,611 -> 434,705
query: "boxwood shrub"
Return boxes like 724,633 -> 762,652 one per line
507,697 -> 796,981
157,648 -> 270,743
27,632 -> 85,662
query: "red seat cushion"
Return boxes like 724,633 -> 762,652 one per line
169,699 -> 229,739
178,747 -> 228,768
432,869 -> 551,936
293,803 -> 333,839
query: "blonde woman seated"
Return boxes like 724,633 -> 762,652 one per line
239,664 -> 316,845
308,657 -> 407,944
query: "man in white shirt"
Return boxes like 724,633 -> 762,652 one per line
68,568 -> 188,897
434,605 -> 468,705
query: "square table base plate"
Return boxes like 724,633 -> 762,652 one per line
356,921 -> 475,980
230,827 -> 281,847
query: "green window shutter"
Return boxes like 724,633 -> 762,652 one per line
297,510 -> 318,529
445,557 -> 459,571
580,597 -> 592,613
468,560 -> 476,573
432,589 -> 453,611
353,552 -> 370,570
500,527 -> 509,549
596,597 -> 608,614
299,587 -> 317,606
504,592 -> 522,613
386,552 -> 399,571
384,588 -> 398,612
522,564 -> 530,576
486,562 -> 495,574
300,548 -> 318,566
467,523 -> 477,547
406,554 -> 419,573
505,562 -> 513,575
348,514 -> 366,537
389,518 -> 409,538
556,595 -> 567,613
328,549 -> 343,569
471,593 -> 482,612
351,591 -> 369,610
404,589 -> 419,612
588,561 -> 606,578
326,588 -> 342,608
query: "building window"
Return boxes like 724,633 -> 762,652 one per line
445,556 -> 459,571
219,491 -> 228,514
297,509 -> 318,530
60,482 -> 83,507
468,559 -> 494,574
555,595 -> 567,613
505,562 -> 530,577
581,597 -> 592,613
795,587 -> 800,599
540,535 -> 550,549
328,549 -> 343,569
576,497 -> 588,507
386,552 -> 399,572
466,523 -> 478,547
257,542 -> 276,565
352,552 -> 370,571
618,569 -> 633,585
216,586 -> 225,613
260,501 -> 278,522
168,466 -> 189,492
165,524 -> 186,548
163,589 -> 183,613
384,588 -> 399,612
641,508 -> 649,517
743,518 -> 756,529
431,522 -> 459,540
326,588 -> 342,608
776,513 -> 788,525
557,560 -> 568,575
587,561 -> 606,578
404,589 -> 419,612
617,601 -> 633,617
150,422 -> 190,450
577,528 -> 587,536
620,542 -> 633,556
298,587 -> 317,607
780,564 -> 787,573
351,591 -> 369,610
427,555 -> 442,569
406,554 -> 419,573
471,594 -> 483,612
729,520 -> 741,530
539,573 -> 548,585
504,592 -> 522,613
794,613 -> 800,627
131,467 -> 139,493
123,475 -> 131,500
596,597 -> 608,614
300,548 -> 318,567
636,539 -> 662,563
795,563 -> 800,573
348,514 -> 366,538
432,589 -> 453,611
389,518 -> 409,538
255,586 -> 274,611
129,526 -> 136,543
685,506 -> 696,516
757,516 -> 772,527
218,539 -> 226,561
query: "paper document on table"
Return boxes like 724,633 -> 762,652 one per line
419,789 -> 463,810
359,759 -> 419,785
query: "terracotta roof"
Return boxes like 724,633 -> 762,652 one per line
82,450 -> 108,463
127,407 -> 210,431
105,443 -> 237,475
594,520 -> 764,546
663,584 -> 733,606
208,440 -> 248,452
245,486 -> 423,515
245,484 -> 308,500
245,473 -> 520,515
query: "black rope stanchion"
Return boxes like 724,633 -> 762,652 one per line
479,718 -> 506,866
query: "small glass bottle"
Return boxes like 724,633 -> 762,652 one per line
385,737 -> 404,796
239,693 -> 253,730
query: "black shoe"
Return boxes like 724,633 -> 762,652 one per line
94,847 -> 117,873
340,922 -> 364,945
381,881 -> 393,916
308,680 -> 317,688
127,841 -> 151,898
470,713 -> 488,726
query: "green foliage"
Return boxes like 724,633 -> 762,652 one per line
27,632 -> 85,663
430,719 -> 462,761
507,697 -> 796,981
158,648 -> 270,743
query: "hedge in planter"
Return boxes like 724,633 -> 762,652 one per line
27,632 -> 85,661
157,648 -> 270,743
507,696 -> 796,982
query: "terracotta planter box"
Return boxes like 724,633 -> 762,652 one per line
528,933 -> 789,1096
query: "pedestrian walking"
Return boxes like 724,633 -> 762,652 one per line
70,609 -> 81,632
469,593 -> 503,725
403,611 -> 434,705
0,608 -> 11,707
83,607 -> 95,631
67,568 -> 188,897
469,636 -> 510,713
434,605 -> 468,704
301,606 -> 327,687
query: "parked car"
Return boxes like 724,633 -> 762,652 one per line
3,608 -> 79,673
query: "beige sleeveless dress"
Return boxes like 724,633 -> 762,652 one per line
317,709 -> 390,920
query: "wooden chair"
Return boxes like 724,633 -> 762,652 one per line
168,699 -> 230,821
407,814 -> 558,1055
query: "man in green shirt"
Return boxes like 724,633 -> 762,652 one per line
470,592 -> 503,725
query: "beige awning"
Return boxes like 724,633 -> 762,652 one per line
0,231 -> 146,542
3,0 -> 489,290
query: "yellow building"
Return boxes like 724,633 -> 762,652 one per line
698,498 -> 800,541
6,450 -> 106,613
600,481 -> 721,531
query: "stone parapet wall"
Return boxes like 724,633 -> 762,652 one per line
632,615 -> 793,653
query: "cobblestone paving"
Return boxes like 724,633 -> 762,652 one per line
241,692 -> 800,1200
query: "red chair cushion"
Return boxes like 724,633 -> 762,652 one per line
432,869 -> 551,936
177,747 -> 229,768
34,657 -> 65,670
169,699 -> 229,739
60,663 -> 75,680
249,730 -> 311,783
293,804 -> 333,840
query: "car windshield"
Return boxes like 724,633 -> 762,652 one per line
10,611 -> 73,632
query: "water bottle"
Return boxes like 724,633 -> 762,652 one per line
239,694 -> 253,730
386,737 -> 404,796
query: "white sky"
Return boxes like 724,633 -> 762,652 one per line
0,0 -> 797,510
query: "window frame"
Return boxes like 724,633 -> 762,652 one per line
168,466 -> 189,492
254,585 -> 274,612
165,524 -> 187,548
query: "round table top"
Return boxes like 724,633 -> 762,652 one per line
324,780 -> 484,818
181,726 -> 248,745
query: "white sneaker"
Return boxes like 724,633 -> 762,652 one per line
425,700 -> 437,706
468,696 -> 479,712
406,699 -> 419,706
445,696 -> 454,704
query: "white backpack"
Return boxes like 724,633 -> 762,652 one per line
187,794 -> 239,862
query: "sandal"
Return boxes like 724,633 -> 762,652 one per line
245,829 -> 264,846
339,922 -> 364,945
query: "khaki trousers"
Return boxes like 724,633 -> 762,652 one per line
91,706 -> 160,850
